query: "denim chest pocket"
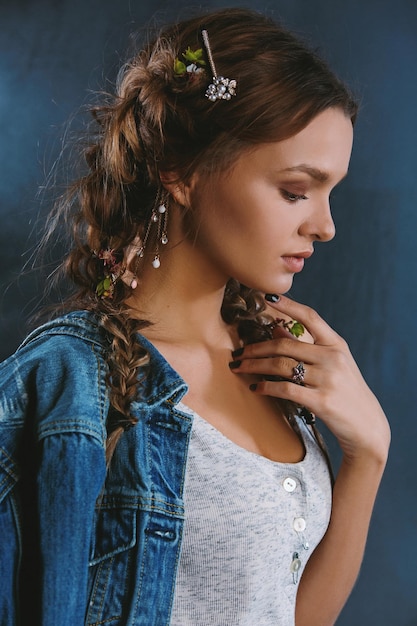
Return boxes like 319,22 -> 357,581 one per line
87,503 -> 137,625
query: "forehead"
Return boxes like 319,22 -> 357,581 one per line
236,108 -> 354,182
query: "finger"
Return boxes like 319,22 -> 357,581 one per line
229,356 -> 321,387
251,378 -> 319,409
264,294 -> 341,345
233,336 -> 325,364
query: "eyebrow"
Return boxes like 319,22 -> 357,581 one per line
281,165 -> 330,183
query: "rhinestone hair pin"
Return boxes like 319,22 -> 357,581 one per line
201,29 -> 237,101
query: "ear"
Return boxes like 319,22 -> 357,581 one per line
160,171 -> 195,207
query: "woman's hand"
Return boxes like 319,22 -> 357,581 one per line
230,294 -> 390,464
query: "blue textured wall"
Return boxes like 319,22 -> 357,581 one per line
1,1 -> 416,623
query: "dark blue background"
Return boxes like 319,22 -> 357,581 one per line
1,1 -> 416,623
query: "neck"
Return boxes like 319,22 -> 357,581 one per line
125,236 -> 234,348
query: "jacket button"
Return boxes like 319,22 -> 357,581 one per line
283,477 -> 297,492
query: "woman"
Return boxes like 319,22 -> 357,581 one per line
0,8 -> 390,626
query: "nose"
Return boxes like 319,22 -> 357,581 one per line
301,199 -> 336,242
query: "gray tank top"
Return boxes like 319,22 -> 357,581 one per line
170,403 -> 332,626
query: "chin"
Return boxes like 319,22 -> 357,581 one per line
244,276 -> 294,296
263,274 -> 295,294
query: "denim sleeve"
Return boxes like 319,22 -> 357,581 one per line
0,331 -> 109,624
35,432 -> 106,625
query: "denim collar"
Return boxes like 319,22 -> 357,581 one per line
133,332 -> 188,408
19,310 -> 188,408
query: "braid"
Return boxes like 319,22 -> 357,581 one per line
44,55 -> 159,464
94,305 -> 149,464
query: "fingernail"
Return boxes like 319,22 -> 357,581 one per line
231,347 -> 244,358
249,383 -> 258,391
265,294 -> 280,303
229,360 -> 241,369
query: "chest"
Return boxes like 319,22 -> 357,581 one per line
137,335 -> 305,462
175,350 -> 305,463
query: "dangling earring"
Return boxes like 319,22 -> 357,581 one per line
150,196 -> 169,269
129,190 -> 169,288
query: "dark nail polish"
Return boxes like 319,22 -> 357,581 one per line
232,347 -> 244,358
229,360 -> 241,369
249,383 -> 258,391
265,293 -> 280,303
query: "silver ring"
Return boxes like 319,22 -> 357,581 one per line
292,361 -> 306,384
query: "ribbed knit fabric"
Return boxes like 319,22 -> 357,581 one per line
170,403 -> 332,626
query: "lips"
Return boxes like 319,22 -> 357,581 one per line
281,250 -> 313,273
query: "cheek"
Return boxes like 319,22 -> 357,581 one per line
190,186 -> 249,242
190,179 -> 293,257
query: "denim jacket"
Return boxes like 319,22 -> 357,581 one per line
0,311 -> 191,625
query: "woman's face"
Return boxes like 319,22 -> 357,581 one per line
185,107 -> 354,295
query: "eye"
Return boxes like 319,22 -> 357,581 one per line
281,189 -> 308,203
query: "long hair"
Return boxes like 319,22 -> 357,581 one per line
45,8 -> 358,460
